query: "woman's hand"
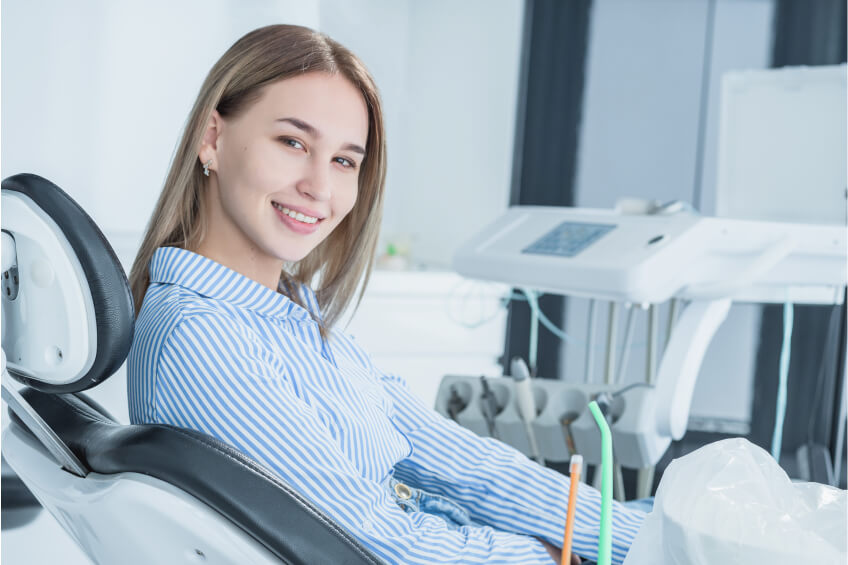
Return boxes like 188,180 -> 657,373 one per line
536,538 -> 581,564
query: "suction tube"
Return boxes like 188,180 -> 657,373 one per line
588,400 -> 612,565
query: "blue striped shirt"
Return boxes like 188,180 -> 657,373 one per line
127,247 -> 645,564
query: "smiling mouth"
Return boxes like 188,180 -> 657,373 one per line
271,202 -> 322,224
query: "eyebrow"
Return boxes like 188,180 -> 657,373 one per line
276,117 -> 366,156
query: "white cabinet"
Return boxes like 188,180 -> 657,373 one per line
342,270 -> 509,409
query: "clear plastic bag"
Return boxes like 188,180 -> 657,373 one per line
623,438 -> 846,564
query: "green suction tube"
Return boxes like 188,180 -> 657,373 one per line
588,400 -> 612,565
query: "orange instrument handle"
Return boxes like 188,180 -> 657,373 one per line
561,455 -> 582,565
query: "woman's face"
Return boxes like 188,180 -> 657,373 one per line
197,72 -> 369,288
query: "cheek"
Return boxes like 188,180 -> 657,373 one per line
330,181 -> 359,222
342,186 -> 358,215
245,150 -> 281,192
224,143 -> 278,192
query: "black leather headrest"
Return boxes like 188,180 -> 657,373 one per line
2,173 -> 135,393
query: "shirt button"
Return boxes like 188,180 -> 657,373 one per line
393,482 -> 412,500
362,519 -> 374,532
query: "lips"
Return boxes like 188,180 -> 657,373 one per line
272,202 -> 322,235
271,201 -> 326,222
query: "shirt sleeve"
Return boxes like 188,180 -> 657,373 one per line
153,313 -> 556,565
376,369 -> 647,565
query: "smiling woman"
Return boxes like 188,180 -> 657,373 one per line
125,24 -> 645,565
192,73 -> 368,290
128,24 -> 386,337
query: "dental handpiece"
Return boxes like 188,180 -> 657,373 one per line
593,392 -> 614,418
447,385 -> 467,422
559,415 -> 578,458
510,357 -> 544,465
479,376 -> 499,439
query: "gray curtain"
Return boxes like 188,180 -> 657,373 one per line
505,0 -> 592,379
748,0 -> 847,483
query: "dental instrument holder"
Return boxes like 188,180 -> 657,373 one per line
438,374 -> 653,468
436,297 -> 770,469
448,206 -> 846,470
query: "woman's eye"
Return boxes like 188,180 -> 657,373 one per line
334,156 -> 357,169
280,137 -> 304,150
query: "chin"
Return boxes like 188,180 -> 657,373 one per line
274,247 -> 313,264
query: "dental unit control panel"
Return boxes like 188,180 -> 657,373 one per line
454,205 -> 846,305
445,205 -> 847,484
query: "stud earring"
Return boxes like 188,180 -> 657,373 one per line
203,160 -> 212,176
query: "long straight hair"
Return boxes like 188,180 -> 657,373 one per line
128,25 -> 386,336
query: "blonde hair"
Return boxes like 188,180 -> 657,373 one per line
129,25 -> 386,336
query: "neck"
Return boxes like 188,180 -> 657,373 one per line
190,179 -> 284,292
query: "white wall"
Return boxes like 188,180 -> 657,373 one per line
320,0 -> 525,268
562,0 -> 775,429
317,0 -> 413,264
399,0 -> 524,268
699,0 -> 781,217
575,0 -> 711,209
3,0 -> 523,265
1,0 -> 320,237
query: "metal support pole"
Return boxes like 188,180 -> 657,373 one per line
585,299 -> 598,383
666,299 -> 681,350
604,302 -> 619,385
616,305 -> 637,385
833,314 -> 847,487
613,462 -> 626,502
646,304 -> 659,385
637,303 -> 661,498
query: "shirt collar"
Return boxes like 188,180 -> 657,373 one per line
149,246 -> 318,322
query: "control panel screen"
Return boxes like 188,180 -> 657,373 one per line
522,221 -> 616,257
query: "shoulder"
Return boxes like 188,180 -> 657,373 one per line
136,282 -> 218,332
131,283 -> 255,363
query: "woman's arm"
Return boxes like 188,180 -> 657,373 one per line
376,370 -> 646,565
153,313 -> 557,564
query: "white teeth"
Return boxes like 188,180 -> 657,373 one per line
273,203 -> 319,224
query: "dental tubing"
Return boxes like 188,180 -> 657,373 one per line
771,300 -> 794,462
588,401 -> 612,565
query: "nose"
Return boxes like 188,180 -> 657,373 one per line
296,159 -> 331,202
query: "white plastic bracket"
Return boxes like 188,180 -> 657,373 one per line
1,230 -> 16,272
654,298 -> 732,439
1,349 -> 87,477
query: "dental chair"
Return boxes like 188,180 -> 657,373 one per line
1,173 -> 382,565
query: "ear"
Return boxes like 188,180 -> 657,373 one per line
198,110 -> 224,172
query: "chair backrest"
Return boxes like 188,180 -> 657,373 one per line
2,173 -> 134,392
1,174 -> 382,565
